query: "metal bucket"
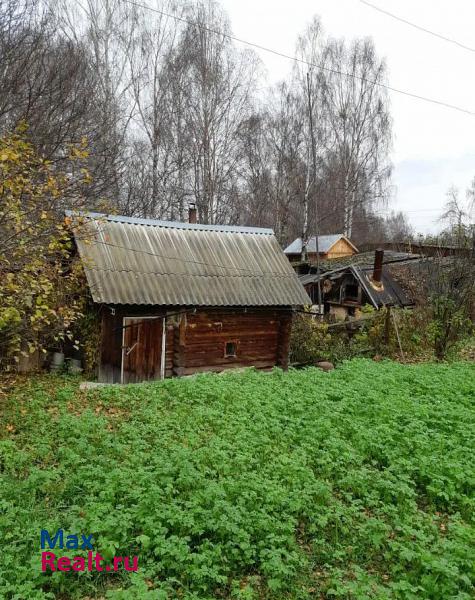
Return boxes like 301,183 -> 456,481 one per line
50,352 -> 65,371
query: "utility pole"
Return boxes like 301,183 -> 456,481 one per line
301,145 -> 311,263
306,71 -> 322,316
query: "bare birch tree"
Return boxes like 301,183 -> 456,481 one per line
175,0 -> 259,224
53,0 -> 137,205
235,112 -> 274,227
126,3 -> 184,217
266,83 -> 307,243
320,37 -> 392,238
293,17 -> 328,258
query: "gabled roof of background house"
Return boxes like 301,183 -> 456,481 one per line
284,234 -> 358,255
67,211 -> 311,307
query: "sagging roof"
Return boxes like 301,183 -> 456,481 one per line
317,250 -> 422,272
284,234 -> 358,255
299,265 -> 412,308
355,266 -> 412,308
68,211 -> 311,307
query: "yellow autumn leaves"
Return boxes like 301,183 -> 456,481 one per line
0,126 -> 92,366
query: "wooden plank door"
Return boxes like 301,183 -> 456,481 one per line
121,317 -> 163,383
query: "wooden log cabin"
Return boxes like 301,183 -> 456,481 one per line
68,210 -> 310,383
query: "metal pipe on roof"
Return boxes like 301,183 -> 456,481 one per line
189,203 -> 197,224
373,249 -> 384,283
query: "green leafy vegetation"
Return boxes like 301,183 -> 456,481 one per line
1,360 -> 474,599
290,307 -> 473,365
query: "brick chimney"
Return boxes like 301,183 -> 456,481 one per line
372,248 -> 384,284
188,203 -> 197,224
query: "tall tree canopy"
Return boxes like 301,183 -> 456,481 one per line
1,0 -> 395,248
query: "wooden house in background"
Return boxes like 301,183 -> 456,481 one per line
284,234 -> 358,267
68,210 -> 310,383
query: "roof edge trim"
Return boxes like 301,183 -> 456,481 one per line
65,210 -> 274,235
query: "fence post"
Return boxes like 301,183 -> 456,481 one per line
391,310 -> 405,361
384,306 -> 391,346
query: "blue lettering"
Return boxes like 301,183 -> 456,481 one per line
66,534 -> 79,549
81,534 -> 94,550
41,529 -> 63,549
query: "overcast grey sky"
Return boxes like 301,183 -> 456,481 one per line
220,0 -> 475,234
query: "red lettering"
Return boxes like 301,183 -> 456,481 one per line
72,557 -> 85,572
94,553 -> 104,571
113,556 -> 123,571
41,551 -> 56,571
57,556 -> 71,571
124,556 -> 138,572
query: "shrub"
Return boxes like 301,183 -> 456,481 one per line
289,312 -> 331,364
290,306 -> 468,365
0,127 -> 91,369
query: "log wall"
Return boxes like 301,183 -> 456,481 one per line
173,309 -> 292,376
98,306 -> 293,383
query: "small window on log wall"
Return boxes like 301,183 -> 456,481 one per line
224,340 -> 237,357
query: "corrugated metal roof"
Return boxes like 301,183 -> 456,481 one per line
68,212 -> 311,307
284,235 -> 358,254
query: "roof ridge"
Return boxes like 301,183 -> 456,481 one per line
65,210 -> 274,235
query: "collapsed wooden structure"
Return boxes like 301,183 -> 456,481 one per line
300,249 -> 414,320
69,211 -> 310,383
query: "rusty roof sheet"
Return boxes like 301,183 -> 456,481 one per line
68,212 -> 311,307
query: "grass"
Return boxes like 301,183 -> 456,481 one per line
0,359 -> 474,599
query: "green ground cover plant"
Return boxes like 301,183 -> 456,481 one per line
0,360 -> 474,599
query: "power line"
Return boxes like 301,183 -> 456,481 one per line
122,0 -> 475,117
82,226 -> 428,280
359,0 -> 475,54
83,258 -> 296,279
369,208 -> 443,215
78,237 -> 298,277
